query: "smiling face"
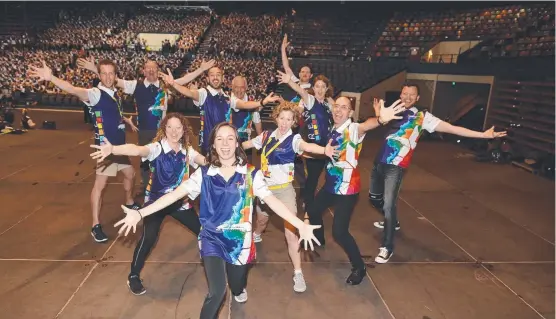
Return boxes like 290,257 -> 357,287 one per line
299,66 -> 312,83
213,125 -> 238,162
99,64 -> 116,89
143,60 -> 159,83
400,85 -> 420,109
207,67 -> 223,90
232,76 -> 247,99
164,117 -> 184,144
313,79 -> 328,100
332,96 -> 353,125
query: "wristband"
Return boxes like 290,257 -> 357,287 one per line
136,209 -> 143,221
377,117 -> 384,126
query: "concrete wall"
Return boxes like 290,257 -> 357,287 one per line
358,71 -> 407,119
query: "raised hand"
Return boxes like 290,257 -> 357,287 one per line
276,70 -> 291,84
262,92 -> 280,105
200,59 -> 216,72
124,116 -> 139,132
483,126 -> 507,138
90,138 -> 113,162
281,34 -> 290,51
324,139 -> 340,160
28,60 -> 52,82
297,223 -> 322,251
114,205 -> 143,236
158,68 -> 175,86
77,56 -> 96,73
373,98 -> 381,117
378,99 -> 405,123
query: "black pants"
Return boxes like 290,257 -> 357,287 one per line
130,204 -> 201,276
294,156 -> 306,189
200,256 -> 249,319
308,189 -> 365,270
303,157 -> 327,210
368,162 -> 405,251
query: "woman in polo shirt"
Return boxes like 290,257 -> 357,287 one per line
114,122 -> 322,319
307,97 -> 405,286
90,113 -> 206,296
242,101 -> 337,293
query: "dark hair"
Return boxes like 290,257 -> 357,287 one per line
152,113 -> 193,149
401,82 -> 420,95
207,122 -> 248,167
97,59 -> 118,75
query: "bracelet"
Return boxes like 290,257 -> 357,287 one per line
259,100 -> 265,108
377,117 -> 384,126
136,209 -> 143,221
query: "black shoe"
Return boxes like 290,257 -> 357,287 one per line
127,274 -> 146,295
91,224 -> 108,243
125,202 -> 141,210
346,267 -> 366,285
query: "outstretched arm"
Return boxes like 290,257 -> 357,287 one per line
174,59 -> 215,86
276,70 -> 309,105
159,68 -> 200,101
281,35 -> 294,75
435,122 -> 507,139
90,138 -> 150,162
235,93 -> 280,110
298,139 -> 339,160
28,61 -> 89,101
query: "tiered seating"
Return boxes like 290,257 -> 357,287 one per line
487,80 -> 555,155
375,3 -> 552,59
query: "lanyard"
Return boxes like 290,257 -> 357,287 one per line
261,132 -> 285,178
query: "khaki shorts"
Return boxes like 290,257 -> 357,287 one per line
96,155 -> 132,177
256,183 -> 297,217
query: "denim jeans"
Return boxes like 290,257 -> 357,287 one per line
369,162 -> 405,251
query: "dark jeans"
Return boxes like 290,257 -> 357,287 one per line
130,205 -> 201,276
369,162 -> 405,252
138,130 -> 157,188
200,256 -> 249,319
303,157 -> 327,211
308,189 -> 365,270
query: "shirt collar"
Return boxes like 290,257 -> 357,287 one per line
161,138 -> 186,155
334,118 -> 352,132
300,82 -> 311,89
207,85 -> 227,97
144,79 -> 160,88
270,128 -> 293,141
409,107 -> 418,114
206,163 -> 247,176
231,93 -> 248,101
98,83 -> 117,96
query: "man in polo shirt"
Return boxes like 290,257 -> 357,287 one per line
28,59 -> 140,243
370,82 -> 507,264
229,76 -> 262,162
77,58 -> 216,188
158,67 -> 280,156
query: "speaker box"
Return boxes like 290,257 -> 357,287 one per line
42,121 -> 57,130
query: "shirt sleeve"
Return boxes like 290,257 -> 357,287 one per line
252,111 -> 261,124
183,168 -> 203,200
251,132 -> 264,150
291,74 -> 300,83
253,170 -> 273,199
141,142 -> 162,162
187,146 -> 200,169
122,80 -> 138,95
230,94 -> 239,111
349,123 -> 366,144
192,88 -> 207,107
83,88 -> 101,106
292,134 -> 304,155
299,93 -> 315,111
422,112 -> 441,133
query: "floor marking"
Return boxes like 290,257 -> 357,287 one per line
0,205 -> 44,237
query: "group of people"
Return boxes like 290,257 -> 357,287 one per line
27,34 -> 506,319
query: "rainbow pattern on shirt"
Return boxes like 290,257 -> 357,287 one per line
325,125 -> 362,195
384,112 -> 425,168
147,90 -> 166,128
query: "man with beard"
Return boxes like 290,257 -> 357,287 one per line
77,57 -> 216,187
370,83 -> 507,264
28,60 -> 138,243
159,66 -> 280,156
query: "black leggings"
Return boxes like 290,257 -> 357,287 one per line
308,189 -> 365,270
303,157 -> 327,210
130,204 -> 201,276
200,256 -> 249,319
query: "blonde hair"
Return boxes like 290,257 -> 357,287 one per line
271,101 -> 301,128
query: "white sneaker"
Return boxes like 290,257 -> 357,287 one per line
234,289 -> 248,303
253,233 -> 262,243
375,247 -> 393,264
293,272 -> 307,292
373,221 -> 400,230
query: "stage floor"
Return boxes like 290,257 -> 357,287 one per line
1,110 -> 554,319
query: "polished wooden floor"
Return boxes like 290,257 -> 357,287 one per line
1,110 -> 554,319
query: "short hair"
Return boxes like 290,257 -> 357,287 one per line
271,101 -> 301,128
401,82 -> 420,95
97,59 -> 118,75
